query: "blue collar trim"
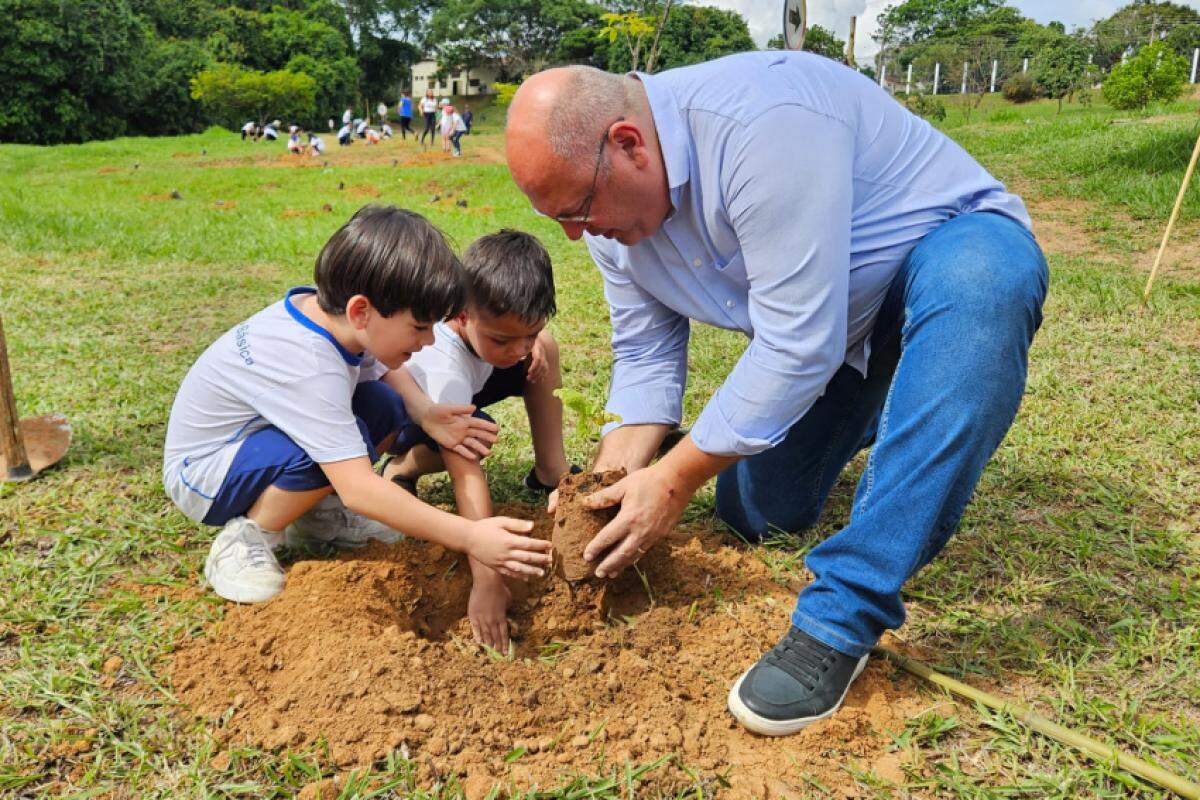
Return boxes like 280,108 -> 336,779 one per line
284,287 -> 363,366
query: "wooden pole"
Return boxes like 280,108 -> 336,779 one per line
1143,126 -> 1200,304
846,16 -> 857,68
0,313 -> 32,481
875,647 -> 1200,799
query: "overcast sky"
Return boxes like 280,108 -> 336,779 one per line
702,0 -> 1200,59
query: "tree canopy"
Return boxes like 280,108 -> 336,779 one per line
0,0 -> 759,144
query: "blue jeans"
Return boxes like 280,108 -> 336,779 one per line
715,212 -> 1049,658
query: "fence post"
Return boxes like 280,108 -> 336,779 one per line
1022,57 -> 1029,74
1192,48 -> 1199,83
879,63 -> 887,89
961,61 -> 968,94
906,62 -> 912,95
933,62 -> 940,95
990,59 -> 998,92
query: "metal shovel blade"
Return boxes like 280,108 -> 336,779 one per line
1,414 -> 71,482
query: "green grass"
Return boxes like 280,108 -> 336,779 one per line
1,90 -> 1198,798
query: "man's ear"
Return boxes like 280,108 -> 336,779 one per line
612,121 -> 650,168
345,294 -> 374,329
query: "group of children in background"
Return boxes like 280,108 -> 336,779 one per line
164,205 -> 572,653
243,93 -> 473,158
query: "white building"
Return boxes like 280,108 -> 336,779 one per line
410,60 -> 499,98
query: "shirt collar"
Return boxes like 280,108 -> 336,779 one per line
283,286 -> 364,366
634,71 -> 691,205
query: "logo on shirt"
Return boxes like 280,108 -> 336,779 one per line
234,324 -> 254,366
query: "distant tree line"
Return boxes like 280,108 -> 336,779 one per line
0,0 -> 755,145
870,0 -> 1199,111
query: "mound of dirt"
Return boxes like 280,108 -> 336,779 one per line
170,507 -> 924,798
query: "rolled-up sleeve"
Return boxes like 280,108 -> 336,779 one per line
589,240 -> 690,435
690,105 -> 854,456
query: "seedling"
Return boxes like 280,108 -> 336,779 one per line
554,388 -> 620,442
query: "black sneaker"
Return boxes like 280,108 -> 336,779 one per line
727,626 -> 868,736
523,464 -> 582,495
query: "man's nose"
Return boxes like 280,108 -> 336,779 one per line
559,221 -> 585,241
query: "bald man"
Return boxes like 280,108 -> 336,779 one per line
507,53 -> 1048,736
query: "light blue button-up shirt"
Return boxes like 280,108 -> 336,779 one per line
586,51 -> 1031,458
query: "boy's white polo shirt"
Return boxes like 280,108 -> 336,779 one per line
162,287 -> 388,523
404,322 -> 493,405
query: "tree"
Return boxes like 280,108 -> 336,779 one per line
606,4 -> 754,72
875,0 -> 1005,44
1033,34 -> 1089,112
1164,22 -> 1200,58
0,0 -> 153,144
803,25 -> 847,61
765,34 -> 785,50
1102,40 -> 1189,109
428,0 -> 602,80
598,11 -> 656,72
191,63 -> 317,128
129,38 -> 214,136
1090,1 -> 1200,71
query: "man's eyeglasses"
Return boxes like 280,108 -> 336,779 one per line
537,117 -> 624,225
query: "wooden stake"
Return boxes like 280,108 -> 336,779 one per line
846,16 -> 857,67
0,313 -> 32,481
1144,126 -> 1200,305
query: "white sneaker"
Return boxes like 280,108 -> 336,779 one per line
204,518 -> 285,603
285,494 -> 402,549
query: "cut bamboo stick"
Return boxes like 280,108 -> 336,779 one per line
874,646 -> 1200,799
1143,127 -> 1200,305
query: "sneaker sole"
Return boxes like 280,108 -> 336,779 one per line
204,567 -> 284,604
726,653 -> 869,736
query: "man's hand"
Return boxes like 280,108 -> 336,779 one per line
580,463 -> 693,579
463,517 -> 553,580
468,562 -> 513,654
422,403 -> 498,460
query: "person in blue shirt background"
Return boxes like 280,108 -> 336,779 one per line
398,92 -> 414,139
505,53 -> 1048,737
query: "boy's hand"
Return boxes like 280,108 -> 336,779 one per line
526,333 -> 551,383
463,517 -> 552,579
423,403 -> 498,460
468,565 -> 512,653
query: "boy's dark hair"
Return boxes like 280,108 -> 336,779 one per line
315,205 -> 465,322
461,230 -> 556,324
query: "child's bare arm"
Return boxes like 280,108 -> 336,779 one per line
445,450 -> 515,652
321,456 -> 549,578
444,449 -> 493,521
382,368 -> 497,459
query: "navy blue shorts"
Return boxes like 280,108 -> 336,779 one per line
201,381 -> 410,526
390,360 -> 528,456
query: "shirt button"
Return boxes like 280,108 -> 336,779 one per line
692,257 -> 702,267
725,300 -> 735,309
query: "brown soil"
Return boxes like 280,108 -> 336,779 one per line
552,469 -> 625,582
170,506 -> 926,797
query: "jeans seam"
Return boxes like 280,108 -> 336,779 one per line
792,611 -> 873,657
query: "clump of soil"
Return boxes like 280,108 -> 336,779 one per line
170,506 -> 925,797
552,469 -> 625,582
